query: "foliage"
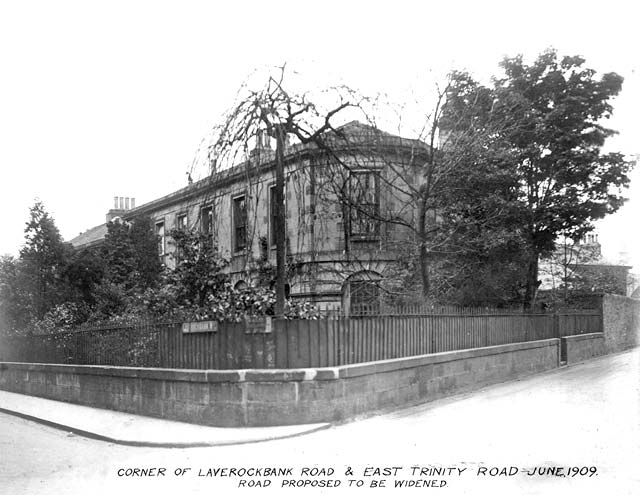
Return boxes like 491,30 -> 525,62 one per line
567,265 -> 628,296
62,246 -> 104,307
491,50 -> 633,307
19,201 -> 74,320
0,201 -> 75,333
165,229 -> 229,308
359,70 -> 526,307
32,301 -> 88,334
102,215 -> 163,291
420,50 -> 633,308
1,203 -> 320,337
138,229 -> 319,321
0,255 -> 25,334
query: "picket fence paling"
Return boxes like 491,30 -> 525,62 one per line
0,311 -> 602,369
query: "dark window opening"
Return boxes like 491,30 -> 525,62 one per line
349,171 -> 380,238
176,213 -> 187,231
155,221 -> 165,256
201,206 -> 213,237
233,195 -> 247,252
174,213 -> 188,262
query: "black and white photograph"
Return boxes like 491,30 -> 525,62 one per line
0,1 -> 638,494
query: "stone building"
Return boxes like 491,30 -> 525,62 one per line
70,122 -> 426,314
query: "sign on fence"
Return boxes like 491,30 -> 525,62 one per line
244,317 -> 272,334
182,320 -> 218,334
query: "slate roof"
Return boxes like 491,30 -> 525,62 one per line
68,223 -> 108,249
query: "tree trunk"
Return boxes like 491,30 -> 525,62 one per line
417,198 -> 430,298
523,251 -> 540,310
274,124 -> 287,318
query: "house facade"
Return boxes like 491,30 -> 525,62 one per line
70,122 -> 426,314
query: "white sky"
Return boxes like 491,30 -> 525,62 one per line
1,0 -> 638,268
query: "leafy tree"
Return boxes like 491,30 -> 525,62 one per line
438,51 -> 633,308
129,216 -> 164,287
0,255 -> 24,333
142,229 -> 318,321
490,49 -> 633,308
166,229 -> 229,308
102,219 -> 135,287
17,201 -> 72,321
429,78 -> 527,305
101,215 -> 163,291
62,246 -> 104,308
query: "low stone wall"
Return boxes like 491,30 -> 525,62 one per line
602,294 -> 640,353
562,333 -> 605,364
0,339 -> 559,427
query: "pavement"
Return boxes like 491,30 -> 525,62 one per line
0,390 -> 330,448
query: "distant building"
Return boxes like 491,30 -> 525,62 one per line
539,231 -> 633,299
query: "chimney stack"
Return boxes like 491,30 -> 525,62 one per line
106,195 -> 136,222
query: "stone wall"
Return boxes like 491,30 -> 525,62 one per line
602,294 -> 640,353
562,333 -> 605,364
0,339 -> 559,427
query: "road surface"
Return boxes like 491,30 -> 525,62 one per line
1,349 -> 638,495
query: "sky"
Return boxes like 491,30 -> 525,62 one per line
1,0 -> 638,268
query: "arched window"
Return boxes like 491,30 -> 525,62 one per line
344,272 -> 381,316
234,280 -> 248,291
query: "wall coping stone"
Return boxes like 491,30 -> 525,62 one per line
337,339 -> 558,378
0,339 -> 558,384
562,333 -> 604,342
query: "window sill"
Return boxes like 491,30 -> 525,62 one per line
350,236 -> 380,243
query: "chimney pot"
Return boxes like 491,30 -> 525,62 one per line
114,196 -> 119,209
131,198 -> 136,209
125,197 -> 130,210
119,197 -> 124,209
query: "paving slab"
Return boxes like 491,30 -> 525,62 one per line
0,390 -> 329,447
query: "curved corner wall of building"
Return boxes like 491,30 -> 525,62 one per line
0,340 -> 559,427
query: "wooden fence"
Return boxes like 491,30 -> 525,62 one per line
0,311 -> 602,369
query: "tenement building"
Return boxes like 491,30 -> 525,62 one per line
70,122 -> 426,314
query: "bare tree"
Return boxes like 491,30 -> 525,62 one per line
192,66 -> 522,313
312,71 -> 521,303
202,66 -> 367,316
